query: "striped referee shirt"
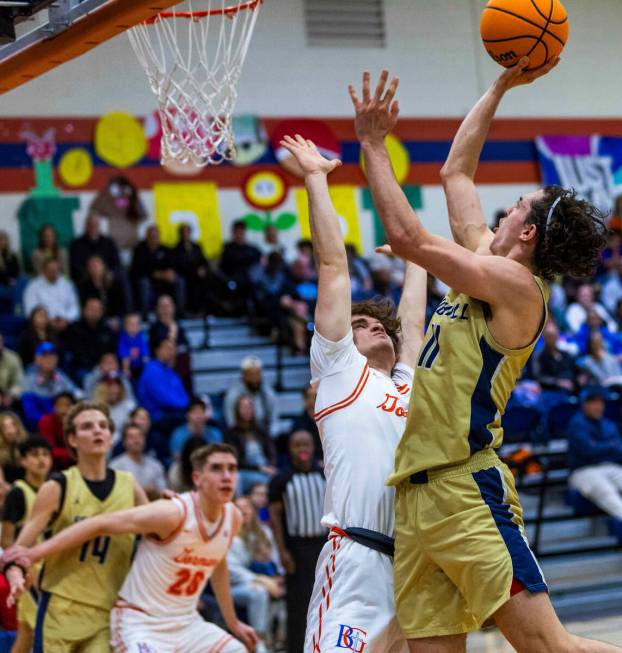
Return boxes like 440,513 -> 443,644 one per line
269,466 -> 327,540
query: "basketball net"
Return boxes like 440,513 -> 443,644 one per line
128,0 -> 262,167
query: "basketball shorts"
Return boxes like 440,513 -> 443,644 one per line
305,533 -> 407,653
110,602 -> 245,653
394,448 -> 548,639
17,587 -> 38,630
34,592 -> 111,653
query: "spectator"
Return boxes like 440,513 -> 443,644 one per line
17,305 -> 59,368
31,223 -> 68,276
149,294 -> 193,393
346,243 -> 373,300
110,422 -> 167,501
567,387 -> 622,526
565,282 -> 616,334
169,396 -> 223,460
93,374 -> 136,447
22,258 -> 79,333
0,333 -> 23,410
64,297 -> 118,384
269,430 -> 327,653
77,254 -> 129,320
225,394 -> 276,494
579,331 -> 622,389
573,308 -> 621,356
248,482 -> 270,525
37,391 -> 75,470
167,434 -> 206,492
21,342 -> 80,430
0,230 -> 25,313
219,220 -> 262,310
68,213 -> 122,284
532,320 -> 576,394
224,356 -> 276,436
137,337 -> 189,422
118,312 -> 149,381
0,411 -> 27,485
83,352 -> 134,402
368,254 -> 402,305
130,224 -> 185,317
228,495 -> 283,653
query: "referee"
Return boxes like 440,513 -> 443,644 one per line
269,429 -> 326,653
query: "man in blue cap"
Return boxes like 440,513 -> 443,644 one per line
567,386 -> 622,534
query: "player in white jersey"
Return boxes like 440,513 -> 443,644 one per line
278,136 -> 427,653
3,443 -> 258,653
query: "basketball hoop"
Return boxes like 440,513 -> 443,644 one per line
128,0 -> 262,167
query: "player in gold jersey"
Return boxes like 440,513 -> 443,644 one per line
349,59 -> 618,652
3,401 -> 148,653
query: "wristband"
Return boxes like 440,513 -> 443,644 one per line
2,561 -> 27,576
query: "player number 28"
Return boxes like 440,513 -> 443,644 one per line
166,569 -> 206,596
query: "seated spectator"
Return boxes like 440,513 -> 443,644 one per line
258,224 -> 292,260
224,356 -> 276,436
83,352 -> 134,402
37,391 -> 75,470
130,224 -> 185,317
31,223 -> 68,276
532,319 -> 576,394
170,396 -> 224,460
368,254 -> 402,305
228,495 -> 284,653
567,387 -> 622,527
64,297 -> 118,384
149,294 -> 192,393
290,384 -> 321,460
110,422 -> 167,501
0,230 -> 26,314
226,395 -> 276,494
118,312 -> 149,381
21,342 -> 80,430
565,282 -> 617,334
573,308 -> 622,356
248,482 -> 270,525
93,374 -> 136,447
137,337 -> 189,422
579,331 -> 622,389
0,334 -> 23,411
346,243 -> 373,300
17,305 -> 59,368
269,430 -> 327,653
77,254 -> 128,321
23,258 -> 79,333
167,434 -> 206,493
0,411 -> 27,486
69,213 -> 122,284
219,220 -> 262,311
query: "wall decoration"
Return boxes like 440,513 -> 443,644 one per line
241,170 -> 295,233
232,115 -> 269,166
21,128 -> 59,197
95,112 -> 147,168
153,181 -> 223,258
58,147 -> 94,187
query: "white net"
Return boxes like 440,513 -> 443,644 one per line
128,0 -> 262,167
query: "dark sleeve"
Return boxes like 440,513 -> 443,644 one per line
2,487 -> 25,524
49,472 -> 67,517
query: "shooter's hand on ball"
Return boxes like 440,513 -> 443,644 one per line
496,55 -> 560,92
279,135 -> 341,178
349,70 -> 399,145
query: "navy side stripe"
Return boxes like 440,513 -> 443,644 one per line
473,467 -> 547,594
33,590 -> 51,653
467,337 -> 503,455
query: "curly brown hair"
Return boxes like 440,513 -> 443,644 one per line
351,297 -> 401,353
527,186 -> 608,280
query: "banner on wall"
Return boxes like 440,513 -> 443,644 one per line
153,182 -> 223,258
536,135 -> 622,213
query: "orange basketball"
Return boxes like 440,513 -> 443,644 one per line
480,0 -> 569,70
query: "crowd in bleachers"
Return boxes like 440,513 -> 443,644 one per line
0,201 -> 622,649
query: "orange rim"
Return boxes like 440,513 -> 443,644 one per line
145,0 -> 262,22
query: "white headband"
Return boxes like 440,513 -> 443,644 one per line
546,196 -> 562,227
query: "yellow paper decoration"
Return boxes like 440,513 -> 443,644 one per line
360,133 -> 410,185
295,185 -> 363,254
153,182 -> 223,258
95,112 -> 147,168
58,148 -> 93,187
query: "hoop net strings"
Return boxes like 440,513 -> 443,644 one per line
128,0 -> 260,166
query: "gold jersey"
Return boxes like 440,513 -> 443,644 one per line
388,277 -> 549,485
40,466 -> 135,610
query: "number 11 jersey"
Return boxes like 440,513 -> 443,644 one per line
118,493 -> 235,618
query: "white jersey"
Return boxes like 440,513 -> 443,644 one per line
311,329 -> 413,537
118,492 -> 234,618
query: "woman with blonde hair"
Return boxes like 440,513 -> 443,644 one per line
0,412 -> 28,504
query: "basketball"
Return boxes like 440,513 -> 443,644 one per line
480,0 -> 569,70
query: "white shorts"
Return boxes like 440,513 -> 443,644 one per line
305,534 -> 407,653
110,603 -> 245,653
